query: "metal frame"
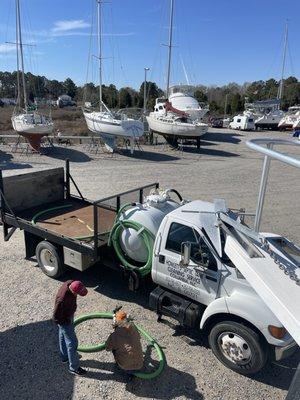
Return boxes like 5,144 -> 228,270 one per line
246,138 -> 300,232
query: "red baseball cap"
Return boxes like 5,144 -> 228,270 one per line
69,281 -> 88,296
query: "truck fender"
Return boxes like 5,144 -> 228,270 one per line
200,291 -> 285,345
224,290 -> 282,332
200,297 -> 229,329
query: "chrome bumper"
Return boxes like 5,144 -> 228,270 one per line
275,341 -> 298,361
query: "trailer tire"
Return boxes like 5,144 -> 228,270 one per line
36,241 -> 65,278
208,321 -> 267,375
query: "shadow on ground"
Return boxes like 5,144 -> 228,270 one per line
60,263 -> 300,392
0,320 -> 74,399
204,131 -> 243,144
46,146 -> 91,162
176,145 -> 239,157
252,350 -> 300,390
81,352 -> 204,399
117,149 -> 180,162
60,261 -> 151,310
0,149 -> 32,170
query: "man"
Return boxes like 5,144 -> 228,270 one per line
105,310 -> 144,377
53,280 -> 88,375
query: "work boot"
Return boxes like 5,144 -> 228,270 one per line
69,367 -> 87,376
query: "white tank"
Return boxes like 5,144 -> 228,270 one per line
119,191 -> 180,263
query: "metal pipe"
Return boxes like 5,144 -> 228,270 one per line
246,138 -> 300,169
65,159 -> 70,199
254,144 -> 272,232
246,137 -> 300,232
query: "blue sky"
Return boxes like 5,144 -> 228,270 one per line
0,0 -> 299,90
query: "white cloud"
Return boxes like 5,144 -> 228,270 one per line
52,19 -> 90,33
0,43 -> 15,54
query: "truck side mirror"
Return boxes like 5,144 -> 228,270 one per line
180,242 -> 191,267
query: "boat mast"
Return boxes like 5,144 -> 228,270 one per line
166,0 -> 174,99
15,0 -> 20,106
16,0 -> 28,112
97,0 -> 103,112
277,21 -> 288,102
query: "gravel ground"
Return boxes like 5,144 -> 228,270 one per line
0,129 -> 299,400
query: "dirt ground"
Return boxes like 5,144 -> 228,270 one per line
0,128 -> 299,400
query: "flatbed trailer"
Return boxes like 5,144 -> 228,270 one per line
0,159 -> 158,278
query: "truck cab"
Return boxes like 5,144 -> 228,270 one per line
150,199 -> 298,375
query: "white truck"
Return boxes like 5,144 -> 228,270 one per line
0,139 -> 299,377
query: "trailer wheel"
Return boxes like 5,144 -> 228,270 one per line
208,321 -> 267,375
36,241 -> 65,278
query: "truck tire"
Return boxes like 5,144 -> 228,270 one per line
208,321 -> 267,375
36,241 -> 65,278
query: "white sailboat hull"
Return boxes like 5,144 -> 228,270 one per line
84,111 -> 144,138
146,114 -> 208,138
12,114 -> 53,135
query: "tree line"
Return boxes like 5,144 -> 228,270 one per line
1,70 -> 300,114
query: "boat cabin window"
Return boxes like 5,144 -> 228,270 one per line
248,118 -> 253,122
159,106 -> 163,110
166,222 -> 218,270
237,118 -> 241,123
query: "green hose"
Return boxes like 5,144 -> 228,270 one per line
108,203 -> 155,277
31,204 -> 73,225
74,312 -> 165,380
31,204 -> 98,241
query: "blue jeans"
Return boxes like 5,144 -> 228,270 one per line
58,324 -> 79,371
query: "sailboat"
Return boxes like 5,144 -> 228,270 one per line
167,85 -> 209,120
11,0 -> 53,152
146,0 -> 208,149
83,0 -> 144,154
254,22 -> 288,130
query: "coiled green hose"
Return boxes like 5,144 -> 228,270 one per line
31,204 -> 96,241
74,312 -> 165,380
108,203 -> 155,277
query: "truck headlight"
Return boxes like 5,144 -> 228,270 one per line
268,325 -> 287,339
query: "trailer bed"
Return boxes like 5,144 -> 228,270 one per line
18,198 -> 115,240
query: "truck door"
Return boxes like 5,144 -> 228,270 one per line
156,220 -> 220,305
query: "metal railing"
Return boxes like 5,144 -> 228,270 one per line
246,137 -> 300,232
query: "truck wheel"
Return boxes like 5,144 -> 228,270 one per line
208,321 -> 267,375
36,241 -> 65,278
